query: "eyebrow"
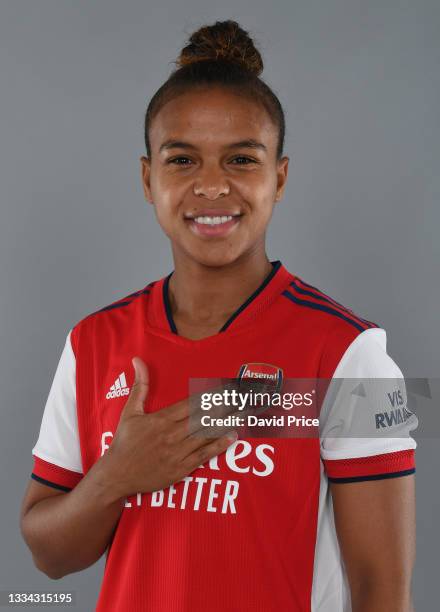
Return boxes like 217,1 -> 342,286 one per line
159,139 -> 268,153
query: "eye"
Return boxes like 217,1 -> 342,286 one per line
166,155 -> 257,166
230,156 -> 257,165
167,156 -> 193,165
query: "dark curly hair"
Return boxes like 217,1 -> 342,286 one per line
144,20 -> 286,160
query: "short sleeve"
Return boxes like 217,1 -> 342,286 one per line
31,329 -> 83,491
320,327 -> 417,483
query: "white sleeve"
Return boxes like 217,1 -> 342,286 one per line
32,329 -> 83,474
319,327 -> 417,480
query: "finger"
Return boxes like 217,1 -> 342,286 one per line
162,381 -> 241,423
180,431 -> 238,472
158,397 -> 191,422
161,377 -> 250,424
179,420 -> 241,461
164,402 -> 243,445
121,357 -> 149,417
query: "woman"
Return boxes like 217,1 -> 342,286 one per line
21,20 -> 416,612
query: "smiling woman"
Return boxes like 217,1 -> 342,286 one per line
140,62 -> 288,278
23,18 -> 416,612
136,20 -> 289,290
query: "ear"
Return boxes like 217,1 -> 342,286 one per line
275,156 -> 289,202
140,156 -> 153,204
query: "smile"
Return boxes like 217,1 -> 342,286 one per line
185,215 -> 242,237
194,215 -> 234,225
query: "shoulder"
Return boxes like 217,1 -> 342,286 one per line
69,279 -> 158,353
281,272 -> 385,376
283,272 -> 381,333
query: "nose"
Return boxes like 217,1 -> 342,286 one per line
193,167 -> 230,199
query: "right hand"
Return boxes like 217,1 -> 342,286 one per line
103,356 -> 239,498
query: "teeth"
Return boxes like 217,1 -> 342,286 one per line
193,215 -> 233,225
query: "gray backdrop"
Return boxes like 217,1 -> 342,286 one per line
1,1 -> 438,610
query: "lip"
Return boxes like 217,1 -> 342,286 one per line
183,208 -> 242,219
185,215 -> 242,238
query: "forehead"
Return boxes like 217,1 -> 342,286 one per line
149,87 -> 277,151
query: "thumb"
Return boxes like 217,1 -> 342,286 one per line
122,357 -> 149,416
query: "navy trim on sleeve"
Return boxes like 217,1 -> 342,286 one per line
31,473 -> 72,492
328,468 -> 415,484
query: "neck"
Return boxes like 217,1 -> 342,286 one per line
167,251 -> 274,324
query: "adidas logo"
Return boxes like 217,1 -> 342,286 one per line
106,372 -> 130,400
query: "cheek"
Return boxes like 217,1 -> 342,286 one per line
245,177 -> 277,215
149,189 -> 175,234
150,179 -> 176,217
241,171 -> 277,200
151,175 -> 186,215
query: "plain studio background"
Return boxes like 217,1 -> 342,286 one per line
1,1 -> 438,610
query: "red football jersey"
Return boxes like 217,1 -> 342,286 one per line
31,260 -> 416,611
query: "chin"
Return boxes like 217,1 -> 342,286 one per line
189,250 -> 242,269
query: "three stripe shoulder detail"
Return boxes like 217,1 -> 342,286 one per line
282,276 -> 379,332
94,281 -> 156,315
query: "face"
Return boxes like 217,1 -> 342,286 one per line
140,87 -> 289,268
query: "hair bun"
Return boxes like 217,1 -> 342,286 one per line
176,20 -> 263,76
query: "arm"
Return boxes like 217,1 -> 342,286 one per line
22,352 -> 237,580
20,452 -> 125,579
21,328 -> 125,579
330,474 -> 416,612
319,326 -> 418,611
